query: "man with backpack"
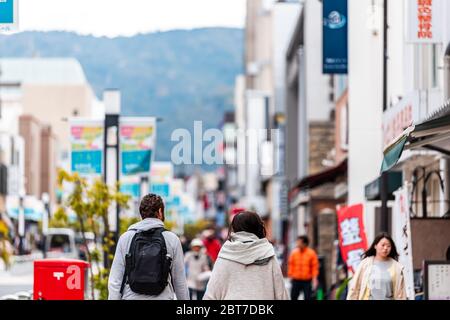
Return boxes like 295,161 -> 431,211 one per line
108,193 -> 189,300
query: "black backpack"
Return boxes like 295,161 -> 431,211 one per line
120,227 -> 172,296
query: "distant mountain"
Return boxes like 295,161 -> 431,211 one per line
0,28 -> 244,166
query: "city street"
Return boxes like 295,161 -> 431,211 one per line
1,0 -> 450,303
0,259 -> 35,297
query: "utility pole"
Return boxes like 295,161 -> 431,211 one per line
380,0 -> 389,233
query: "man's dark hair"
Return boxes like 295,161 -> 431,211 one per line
297,235 -> 309,246
139,193 -> 165,219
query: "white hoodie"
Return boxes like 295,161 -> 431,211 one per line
108,218 -> 189,300
203,232 -> 289,300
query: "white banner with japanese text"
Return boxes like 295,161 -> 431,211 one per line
406,0 -> 443,43
393,186 -> 416,300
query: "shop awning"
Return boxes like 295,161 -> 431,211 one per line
289,158 -> 347,200
381,109 -> 450,173
365,171 -> 403,201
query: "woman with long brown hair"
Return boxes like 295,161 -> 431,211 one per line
347,232 -> 407,300
203,211 -> 289,300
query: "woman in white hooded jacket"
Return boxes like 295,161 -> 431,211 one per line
203,211 -> 289,300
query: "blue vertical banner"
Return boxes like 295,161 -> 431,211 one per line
0,0 -> 18,32
0,0 -> 14,23
70,120 -> 104,176
323,0 -> 348,74
120,117 -> 156,176
150,183 -> 170,198
120,182 -> 141,199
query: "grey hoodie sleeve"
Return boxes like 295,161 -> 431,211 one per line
272,257 -> 290,300
108,233 -> 128,300
170,234 -> 190,300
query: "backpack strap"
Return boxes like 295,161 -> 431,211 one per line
120,228 -> 139,296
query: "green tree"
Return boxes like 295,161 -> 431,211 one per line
55,169 -> 131,300
183,219 -> 211,240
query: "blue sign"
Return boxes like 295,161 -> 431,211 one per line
8,208 -> 43,222
165,195 -> 181,209
120,183 -> 141,199
71,150 -> 102,175
0,0 -> 14,24
121,150 -> 152,176
150,183 -> 170,198
323,0 -> 348,74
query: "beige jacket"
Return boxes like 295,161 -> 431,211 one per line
347,257 -> 407,300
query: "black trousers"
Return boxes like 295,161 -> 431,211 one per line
189,288 -> 205,300
291,280 -> 312,300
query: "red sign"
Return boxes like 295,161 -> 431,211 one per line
337,204 -> 368,273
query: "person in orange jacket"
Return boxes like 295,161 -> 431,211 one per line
287,235 -> 319,300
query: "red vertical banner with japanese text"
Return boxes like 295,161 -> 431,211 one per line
337,204 -> 368,274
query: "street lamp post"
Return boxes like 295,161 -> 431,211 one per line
103,89 -> 121,268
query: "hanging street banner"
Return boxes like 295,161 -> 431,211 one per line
120,117 -> 156,176
148,162 -> 173,199
406,0 -> 443,43
337,203 -> 368,274
150,182 -> 170,198
120,181 -> 141,199
70,120 -> 104,176
393,186 -> 415,300
0,0 -> 19,32
323,0 -> 348,74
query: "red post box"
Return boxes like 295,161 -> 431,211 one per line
33,259 -> 90,300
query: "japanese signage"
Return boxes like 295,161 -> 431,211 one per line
0,0 -> 18,32
120,117 -> 156,176
392,186 -> 415,300
323,0 -> 348,74
406,0 -> 443,43
425,261 -> 450,300
382,91 -> 419,149
337,204 -> 368,273
70,120 -> 104,176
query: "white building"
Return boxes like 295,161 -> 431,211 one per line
0,58 -> 104,170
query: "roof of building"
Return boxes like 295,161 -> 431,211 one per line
0,58 -> 88,85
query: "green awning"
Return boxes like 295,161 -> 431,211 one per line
380,135 -> 408,173
380,111 -> 450,173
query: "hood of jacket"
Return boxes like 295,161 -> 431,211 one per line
127,217 -> 164,232
218,231 -> 275,266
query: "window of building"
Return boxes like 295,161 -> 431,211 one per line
415,43 -> 442,90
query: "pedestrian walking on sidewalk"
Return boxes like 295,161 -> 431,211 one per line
202,228 -> 222,264
203,211 -> 289,300
184,238 -> 211,300
108,193 -> 189,300
347,232 -> 407,300
287,235 -> 319,300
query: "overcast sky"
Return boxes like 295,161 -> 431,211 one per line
17,0 -> 246,37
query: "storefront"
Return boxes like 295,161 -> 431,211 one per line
380,103 -> 450,297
